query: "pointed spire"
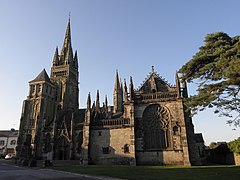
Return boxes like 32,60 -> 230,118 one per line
64,17 -> 71,48
73,50 -> 78,68
129,76 -> 134,101
60,17 -> 73,65
87,92 -> 91,109
52,47 -> 59,66
114,70 -> 120,91
175,71 -> 181,98
96,90 -> 100,110
113,70 -> 123,113
124,79 -> 128,102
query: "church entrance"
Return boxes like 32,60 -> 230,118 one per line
57,137 -> 70,160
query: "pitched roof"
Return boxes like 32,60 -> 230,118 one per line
0,130 -> 18,137
136,68 -> 173,93
29,69 -> 51,83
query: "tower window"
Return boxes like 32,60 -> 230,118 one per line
31,85 -> 35,93
37,84 -> 41,93
98,131 -> 102,136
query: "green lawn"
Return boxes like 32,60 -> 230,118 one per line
51,165 -> 240,180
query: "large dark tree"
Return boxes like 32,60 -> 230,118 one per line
179,32 -> 240,127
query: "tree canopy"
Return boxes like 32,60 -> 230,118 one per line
228,137 -> 240,154
179,32 -> 240,127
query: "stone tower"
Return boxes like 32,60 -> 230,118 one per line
50,18 -> 79,111
17,69 -> 57,159
50,18 -> 79,160
17,18 -> 79,161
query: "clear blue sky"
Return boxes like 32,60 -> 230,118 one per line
0,0 -> 239,145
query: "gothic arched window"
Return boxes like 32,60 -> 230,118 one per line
143,104 -> 170,150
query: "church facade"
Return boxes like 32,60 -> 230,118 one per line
17,19 -> 200,166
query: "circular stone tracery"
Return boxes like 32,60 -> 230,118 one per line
143,104 -> 170,150
143,104 -> 169,130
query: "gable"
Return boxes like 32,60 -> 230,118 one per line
137,72 -> 174,94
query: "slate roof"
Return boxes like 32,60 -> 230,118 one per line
29,69 -> 51,83
0,130 -> 18,137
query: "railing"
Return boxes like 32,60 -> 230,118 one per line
137,92 -> 178,102
92,118 -> 130,127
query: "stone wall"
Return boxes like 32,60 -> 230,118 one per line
89,127 -> 135,165
134,100 -> 191,166
137,150 -> 185,165
234,153 -> 240,165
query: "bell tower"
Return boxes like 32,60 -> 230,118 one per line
50,18 -> 79,111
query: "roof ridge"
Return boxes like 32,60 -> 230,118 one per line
136,69 -> 174,91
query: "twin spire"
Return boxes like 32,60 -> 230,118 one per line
52,18 -> 78,68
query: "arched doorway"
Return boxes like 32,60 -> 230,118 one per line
57,136 -> 70,160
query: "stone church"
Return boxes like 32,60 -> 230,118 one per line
17,19 -> 200,166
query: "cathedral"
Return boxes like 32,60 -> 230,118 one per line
17,19 -> 200,166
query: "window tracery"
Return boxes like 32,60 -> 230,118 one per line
143,104 -> 171,150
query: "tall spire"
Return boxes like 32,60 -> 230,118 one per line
114,70 -> 120,91
63,17 -> 71,49
113,70 -> 123,113
60,17 -> 73,65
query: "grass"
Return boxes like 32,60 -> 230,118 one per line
50,165 -> 240,180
